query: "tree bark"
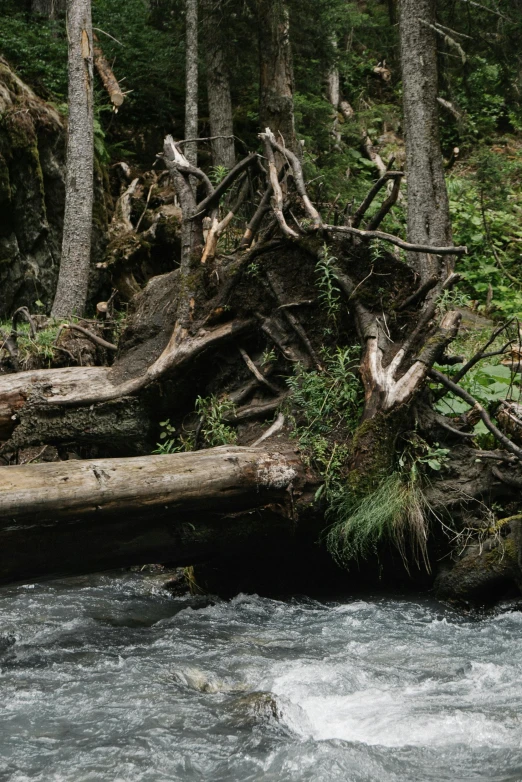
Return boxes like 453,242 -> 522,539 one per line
51,0 -> 94,317
257,0 -> 297,153
399,0 -> 453,284
202,0 -> 235,169
185,0 -> 199,168
0,446 -> 305,585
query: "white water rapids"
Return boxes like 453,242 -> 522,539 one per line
0,572 -> 521,781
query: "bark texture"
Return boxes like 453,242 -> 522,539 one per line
184,0 -> 199,167
399,0 -> 452,283
51,0 -> 94,317
258,0 -> 297,152
0,446 -> 304,585
202,0 -> 235,169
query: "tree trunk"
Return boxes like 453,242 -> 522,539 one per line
185,0 -> 199,167
202,0 -> 235,169
31,0 -> 65,16
399,0 -> 453,284
257,0 -> 297,153
0,446 -> 305,585
51,0 -> 94,318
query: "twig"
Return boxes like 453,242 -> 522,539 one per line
57,324 -> 118,352
429,368 -> 522,460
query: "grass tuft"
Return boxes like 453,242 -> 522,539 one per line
326,473 -> 430,573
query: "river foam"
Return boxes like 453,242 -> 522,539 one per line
1,575 -> 522,781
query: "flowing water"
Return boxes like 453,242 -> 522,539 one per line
0,572 -> 521,782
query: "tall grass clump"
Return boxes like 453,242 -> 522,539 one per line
326,473 -> 430,573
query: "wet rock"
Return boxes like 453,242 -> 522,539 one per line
435,527 -> 522,605
231,691 -> 284,726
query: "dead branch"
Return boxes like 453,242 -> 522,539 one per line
398,276 -> 438,311
365,175 -> 402,231
351,171 -> 403,229
252,412 -> 285,446
265,131 -> 322,229
201,176 -> 251,264
429,369 -> 522,460
194,153 -> 259,216
240,182 -> 274,248
12,307 -> 37,339
259,132 -> 298,239
227,396 -> 287,422
93,35 -> 125,109
323,224 -> 467,256
56,324 -> 118,352
239,347 -> 279,394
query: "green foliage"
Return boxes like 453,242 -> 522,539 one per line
315,243 -> 341,323
154,395 -> 237,454
286,346 -> 361,493
0,320 -> 63,369
0,7 -> 67,99
449,145 -> 522,318
209,165 -> 229,184
194,395 -> 237,447
326,473 -> 430,572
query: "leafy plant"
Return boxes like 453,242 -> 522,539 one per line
286,346 -> 361,493
315,243 -> 341,322
195,395 -> 237,447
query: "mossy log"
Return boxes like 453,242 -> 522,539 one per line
0,446 -> 305,585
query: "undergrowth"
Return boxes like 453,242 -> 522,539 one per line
285,346 -> 361,496
154,395 -> 237,454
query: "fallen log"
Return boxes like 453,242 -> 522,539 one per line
0,446 -> 306,586
93,35 -> 125,109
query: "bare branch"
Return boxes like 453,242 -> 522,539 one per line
365,175 -> 402,231
56,324 -> 118,352
239,347 -> 280,394
195,153 -> 258,216
323,224 -> 467,256
352,171 -> 403,229
259,131 -> 299,239
266,131 -> 323,229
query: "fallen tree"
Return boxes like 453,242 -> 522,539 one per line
1,124 -> 522,599
0,446 -> 308,585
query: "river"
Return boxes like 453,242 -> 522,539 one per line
0,572 -> 521,781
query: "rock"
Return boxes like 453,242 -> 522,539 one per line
435,527 -> 522,605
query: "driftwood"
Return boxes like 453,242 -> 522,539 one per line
0,446 -> 306,585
